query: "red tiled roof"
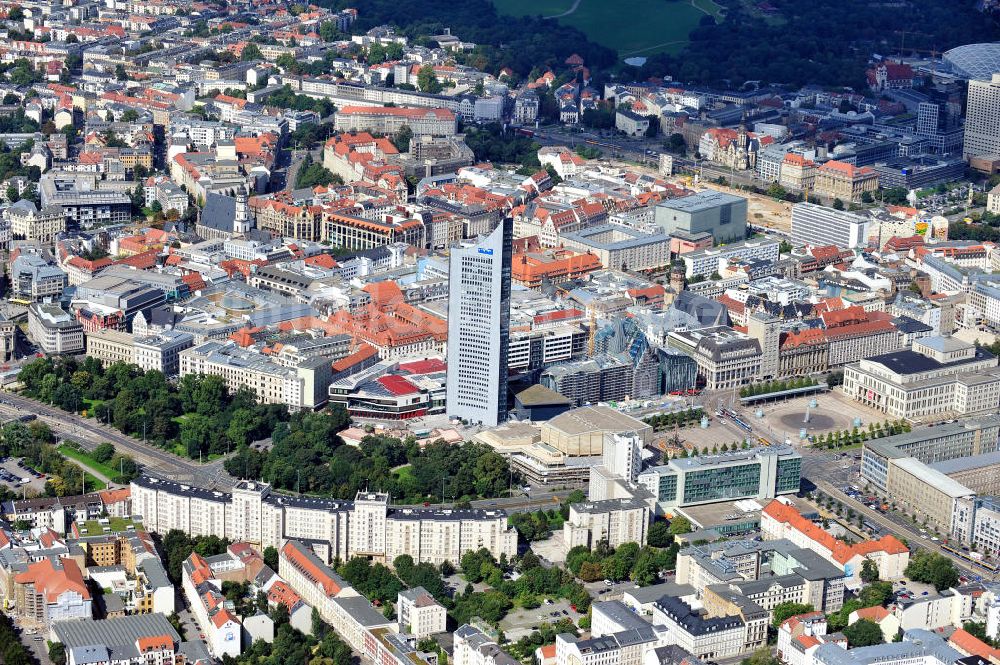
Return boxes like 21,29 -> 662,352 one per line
763,500 -> 907,564
949,628 -> 1000,660
398,358 -> 446,374
377,375 -> 419,396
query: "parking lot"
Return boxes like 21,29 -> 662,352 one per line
498,596 -> 581,640
0,456 -> 48,494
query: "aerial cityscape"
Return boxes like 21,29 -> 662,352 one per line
2,2 -> 1000,665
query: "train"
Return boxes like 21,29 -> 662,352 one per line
942,543 -> 999,573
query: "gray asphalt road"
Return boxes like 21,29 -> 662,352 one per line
1,393 -> 233,490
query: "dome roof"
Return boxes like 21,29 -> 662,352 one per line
942,42 -> 1000,81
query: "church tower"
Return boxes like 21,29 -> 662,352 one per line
233,186 -> 251,236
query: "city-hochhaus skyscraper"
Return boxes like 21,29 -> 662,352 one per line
445,217 -> 512,427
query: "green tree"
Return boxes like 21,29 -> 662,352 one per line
115,64 -> 129,81
647,521 -> 673,547
668,515 -> 692,534
832,198 -> 845,210
264,546 -> 278,571
771,602 -> 814,628
843,619 -> 884,647
241,43 -> 263,61
417,65 -> 442,94
392,124 -> 413,153
92,442 -> 116,464
860,558 -> 880,584
48,641 -> 66,665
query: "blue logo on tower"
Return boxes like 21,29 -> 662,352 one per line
478,248 -> 494,256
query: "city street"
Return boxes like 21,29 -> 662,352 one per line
0,393 -> 233,490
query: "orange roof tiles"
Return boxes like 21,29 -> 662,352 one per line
949,628 -> 1000,660
137,635 -> 174,652
763,500 -> 907,565
15,557 -> 90,603
853,606 -> 890,622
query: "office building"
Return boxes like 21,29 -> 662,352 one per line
334,106 -> 458,136
180,341 -> 332,411
28,303 -> 84,355
843,336 -> 1000,420
446,217 -> 513,427
654,192 -> 748,244
39,174 -> 132,226
811,630 -> 962,665
790,203 -> 869,250
964,75 -> 1000,160
3,200 -> 67,244
559,224 -> 673,272
667,326 -> 762,390
860,416 -> 1000,491
638,446 -> 801,510
813,161 -> 878,202
10,250 -> 67,302
681,238 -> 780,279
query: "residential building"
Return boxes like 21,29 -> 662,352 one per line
28,303 -> 84,355
790,203 -> 869,250
13,557 -> 91,628
131,476 -> 518,565
334,106 -> 457,136
652,595 -> 763,660
445,217 -> 512,427
455,624 -> 520,665
397,587 -> 446,638
563,497 -> 651,549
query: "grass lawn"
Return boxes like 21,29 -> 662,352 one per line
691,0 -> 725,21
393,465 -> 414,482
79,517 -> 143,536
58,445 -> 117,480
492,0 -> 712,56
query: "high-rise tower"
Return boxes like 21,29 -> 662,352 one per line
445,217 -> 512,427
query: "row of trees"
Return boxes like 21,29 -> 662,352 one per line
814,420 -> 911,449
643,407 -> 703,432
19,356 -> 292,460
0,612 -> 33,665
739,377 -> 818,398
227,427 -> 514,504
